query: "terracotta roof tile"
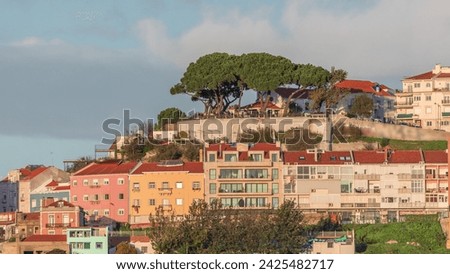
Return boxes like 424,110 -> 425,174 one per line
388,150 -> 422,163
74,161 -> 138,176
242,101 -> 281,110
54,185 -> 70,191
46,180 -> 59,187
130,235 -> 151,243
23,235 -> 66,242
22,167 -> 48,181
353,151 -> 386,164
335,80 -> 393,97
423,150 -> 447,163
23,212 -> 40,221
405,71 -> 435,80
132,162 -> 203,174
437,73 -> 450,78
284,151 -> 352,165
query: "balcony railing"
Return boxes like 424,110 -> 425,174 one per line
89,185 -> 100,188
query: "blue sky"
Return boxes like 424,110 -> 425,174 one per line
1,0 -> 450,176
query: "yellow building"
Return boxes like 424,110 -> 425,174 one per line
129,160 -> 204,226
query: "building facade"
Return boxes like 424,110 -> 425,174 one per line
283,149 -> 448,224
203,143 -> 283,209
129,161 -> 204,225
40,200 -> 83,235
70,161 -> 137,225
30,180 -> 70,212
66,227 -> 108,254
0,177 -> 17,212
397,64 -> 450,130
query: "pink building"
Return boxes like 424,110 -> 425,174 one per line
40,199 -> 83,235
70,161 -> 138,225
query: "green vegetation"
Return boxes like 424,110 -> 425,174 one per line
345,215 -> 450,254
348,94 -> 374,118
359,137 -> 447,150
149,200 -> 306,254
156,107 -> 186,130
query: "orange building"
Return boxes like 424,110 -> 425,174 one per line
128,160 -> 204,226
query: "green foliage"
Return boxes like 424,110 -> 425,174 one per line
345,215 -> 450,254
156,107 -> 186,130
380,138 -> 390,147
115,241 -> 138,254
122,137 -> 154,161
46,248 -> 67,254
238,128 -> 277,143
280,128 -> 322,151
359,137 -> 447,150
149,200 -> 306,254
308,68 -> 348,112
181,142 -> 200,162
151,143 -> 183,162
349,94 -> 374,118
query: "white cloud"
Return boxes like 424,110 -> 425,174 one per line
10,36 -> 64,47
135,0 -> 450,88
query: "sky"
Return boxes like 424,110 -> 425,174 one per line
1,0 -> 450,176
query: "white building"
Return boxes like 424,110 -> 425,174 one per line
397,64 -> 450,130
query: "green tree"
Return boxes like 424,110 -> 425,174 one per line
170,53 -> 241,117
151,143 -> 182,162
156,107 -> 186,130
309,68 -> 348,112
349,94 -> 374,118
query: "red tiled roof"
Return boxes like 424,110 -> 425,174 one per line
74,161 -> 137,176
132,162 -> 203,174
130,235 -> 151,243
45,200 -> 76,208
22,167 -> 48,181
335,80 -> 393,97
405,71 -> 434,80
284,151 -> 352,165
353,151 -> 386,164
388,150 -> 422,163
54,185 -> 70,191
46,180 -> 59,187
437,73 -> 450,78
242,101 -> 281,110
23,234 -> 67,242
423,150 -> 447,163
19,168 -> 32,177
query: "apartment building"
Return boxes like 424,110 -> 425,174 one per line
16,166 -> 70,213
67,227 -> 109,254
70,161 -> 138,226
129,161 -> 204,226
283,149 -> 448,224
203,143 -> 283,209
396,64 -> 450,130
0,177 -> 17,212
40,199 -> 83,235
30,180 -> 70,212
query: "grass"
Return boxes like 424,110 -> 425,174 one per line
358,137 -> 447,150
344,215 -> 450,254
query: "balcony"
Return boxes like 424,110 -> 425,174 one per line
442,100 -> 450,105
354,174 -> 380,180
158,187 -> 172,195
217,161 -> 272,167
132,188 -> 140,192
90,201 -> 100,205
395,102 -> 413,109
159,204 -> 172,211
89,185 -> 100,188
46,223 -> 71,228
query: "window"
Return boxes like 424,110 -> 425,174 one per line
426,83 -> 431,88
133,182 -> 140,191
93,210 -> 98,216
271,153 -> 278,162
48,230 -> 55,235
117,178 -> 124,185
414,96 -> 421,101
209,169 -> 216,180
192,181 -> 201,190
118,209 -> 125,215
219,183 -> 243,193
93,179 -> 99,186
272,197 -> 279,209
176,198 -> 183,206
426,95 -> 431,101
83,195 -> 89,201
414,83 -> 421,88
442,121 -> 450,126
104,194 -> 109,200
209,183 -> 216,194
272,169 -> 279,180
224,154 -> 237,162
272,183 -> 279,194
141,247 -> 148,253
327,241 -> 334,248
73,180 -> 78,186
118,193 -> 124,200
161,182 -> 169,189
148,182 -> 155,189
149,199 -> 156,206
73,195 -> 77,202
297,166 -> 310,179
250,154 -> 263,162
245,169 -> 268,179
427,121 -> 432,126
245,183 -> 268,193
176,182 -> 183,189
103,179 -> 109,185
93,194 -> 99,201
133,199 -> 140,207
31,199 -> 36,208
83,180 -> 88,186
245,197 -> 267,208
411,180 -> 423,193
208,153 -> 216,162
96,242 -> 103,249
104,209 -> 110,216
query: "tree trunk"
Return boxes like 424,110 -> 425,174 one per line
282,89 -> 302,117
